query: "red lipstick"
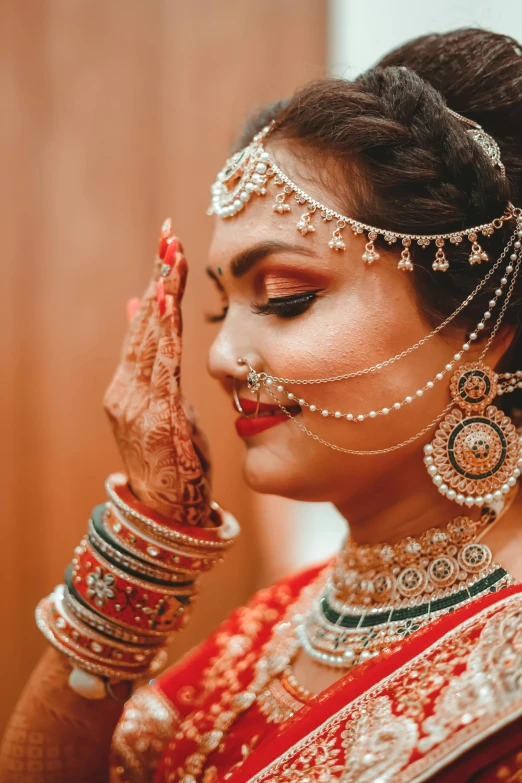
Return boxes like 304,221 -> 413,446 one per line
234,397 -> 301,438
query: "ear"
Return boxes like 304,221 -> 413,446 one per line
488,324 -> 519,371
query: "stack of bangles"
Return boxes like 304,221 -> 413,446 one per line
35,472 -> 239,700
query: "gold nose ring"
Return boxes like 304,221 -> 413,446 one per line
234,358 -> 261,417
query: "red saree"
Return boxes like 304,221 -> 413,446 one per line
109,563 -> 522,783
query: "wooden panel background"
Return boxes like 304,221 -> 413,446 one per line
0,0 -> 326,733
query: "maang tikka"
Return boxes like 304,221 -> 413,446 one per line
209,116 -> 515,274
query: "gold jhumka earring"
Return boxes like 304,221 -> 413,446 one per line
424,364 -> 522,507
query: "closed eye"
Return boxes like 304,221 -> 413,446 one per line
205,265 -> 228,323
251,290 -> 323,318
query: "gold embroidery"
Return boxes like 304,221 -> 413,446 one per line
258,677 -> 304,724
419,601 -> 522,753
251,592 -> 522,783
340,698 -> 418,783
109,685 -> 180,783
156,582 -> 299,781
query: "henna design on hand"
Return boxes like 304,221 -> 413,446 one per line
0,649 -> 125,783
104,227 -> 212,526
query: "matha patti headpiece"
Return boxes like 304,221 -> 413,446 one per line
208,114 -> 514,273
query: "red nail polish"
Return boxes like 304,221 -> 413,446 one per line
163,237 -> 179,268
157,278 -> 166,316
158,218 -> 173,260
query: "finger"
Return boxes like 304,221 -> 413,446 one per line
126,297 -> 141,323
120,224 -> 180,371
127,247 -> 183,397
163,251 -> 188,304
149,294 -> 212,524
149,295 -> 180,399
158,217 -> 173,260
132,317 -> 162,387
182,396 -> 213,487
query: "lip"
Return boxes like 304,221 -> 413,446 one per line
234,396 -> 301,438
235,415 -> 291,437
234,396 -> 289,414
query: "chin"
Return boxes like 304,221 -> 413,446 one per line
240,444 -> 335,502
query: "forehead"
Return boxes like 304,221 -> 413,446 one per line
207,142 -> 340,267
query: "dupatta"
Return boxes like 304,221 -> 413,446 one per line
110,566 -> 522,783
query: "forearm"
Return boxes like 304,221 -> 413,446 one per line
0,648 -> 124,783
0,477 -> 238,783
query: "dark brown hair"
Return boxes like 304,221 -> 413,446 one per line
236,28 -> 522,415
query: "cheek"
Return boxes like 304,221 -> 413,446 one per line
260,290 -> 412,395
258,288 -> 454,440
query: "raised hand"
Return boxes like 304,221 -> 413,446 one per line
103,221 -> 212,526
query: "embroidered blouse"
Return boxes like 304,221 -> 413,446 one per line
109,563 -> 522,783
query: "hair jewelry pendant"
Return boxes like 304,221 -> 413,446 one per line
424,363 -> 522,508
209,122 -> 517,273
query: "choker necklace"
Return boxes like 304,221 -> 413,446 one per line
295,490 -> 518,670
255,490 -> 519,726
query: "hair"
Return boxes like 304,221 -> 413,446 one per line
235,28 -> 522,417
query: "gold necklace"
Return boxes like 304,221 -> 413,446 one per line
297,490 -> 518,670
177,495 -> 519,777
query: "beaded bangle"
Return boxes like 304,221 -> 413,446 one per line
89,513 -> 196,586
36,472 -> 240,699
72,537 -> 192,634
104,502 -> 218,575
64,576 -> 169,645
36,597 -> 168,681
106,473 -> 239,552
50,585 -> 161,669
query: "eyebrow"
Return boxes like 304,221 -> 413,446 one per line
229,240 -> 317,278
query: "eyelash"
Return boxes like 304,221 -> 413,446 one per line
205,290 -> 323,323
251,290 -> 322,318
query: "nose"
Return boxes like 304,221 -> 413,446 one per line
206,315 -> 262,398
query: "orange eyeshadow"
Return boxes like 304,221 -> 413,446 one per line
263,274 -> 319,299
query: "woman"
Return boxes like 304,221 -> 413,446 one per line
2,27 -> 522,783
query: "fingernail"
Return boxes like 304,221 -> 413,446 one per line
157,277 -> 166,316
158,218 -> 173,260
160,237 -> 179,276
126,297 -> 141,323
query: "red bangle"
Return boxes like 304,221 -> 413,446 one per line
104,503 -> 218,575
49,586 -> 160,669
72,538 -> 191,634
89,519 -> 197,585
64,581 -> 167,646
105,473 -> 239,553
36,596 -> 167,681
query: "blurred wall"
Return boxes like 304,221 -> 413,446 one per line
0,0 -> 326,733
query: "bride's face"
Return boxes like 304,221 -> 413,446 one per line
206,143 -> 467,505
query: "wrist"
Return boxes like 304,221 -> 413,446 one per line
128,481 -> 213,528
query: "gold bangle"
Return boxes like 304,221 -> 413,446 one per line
88,521 -> 196,585
105,473 -> 239,552
36,597 -> 168,681
64,586 -> 167,645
